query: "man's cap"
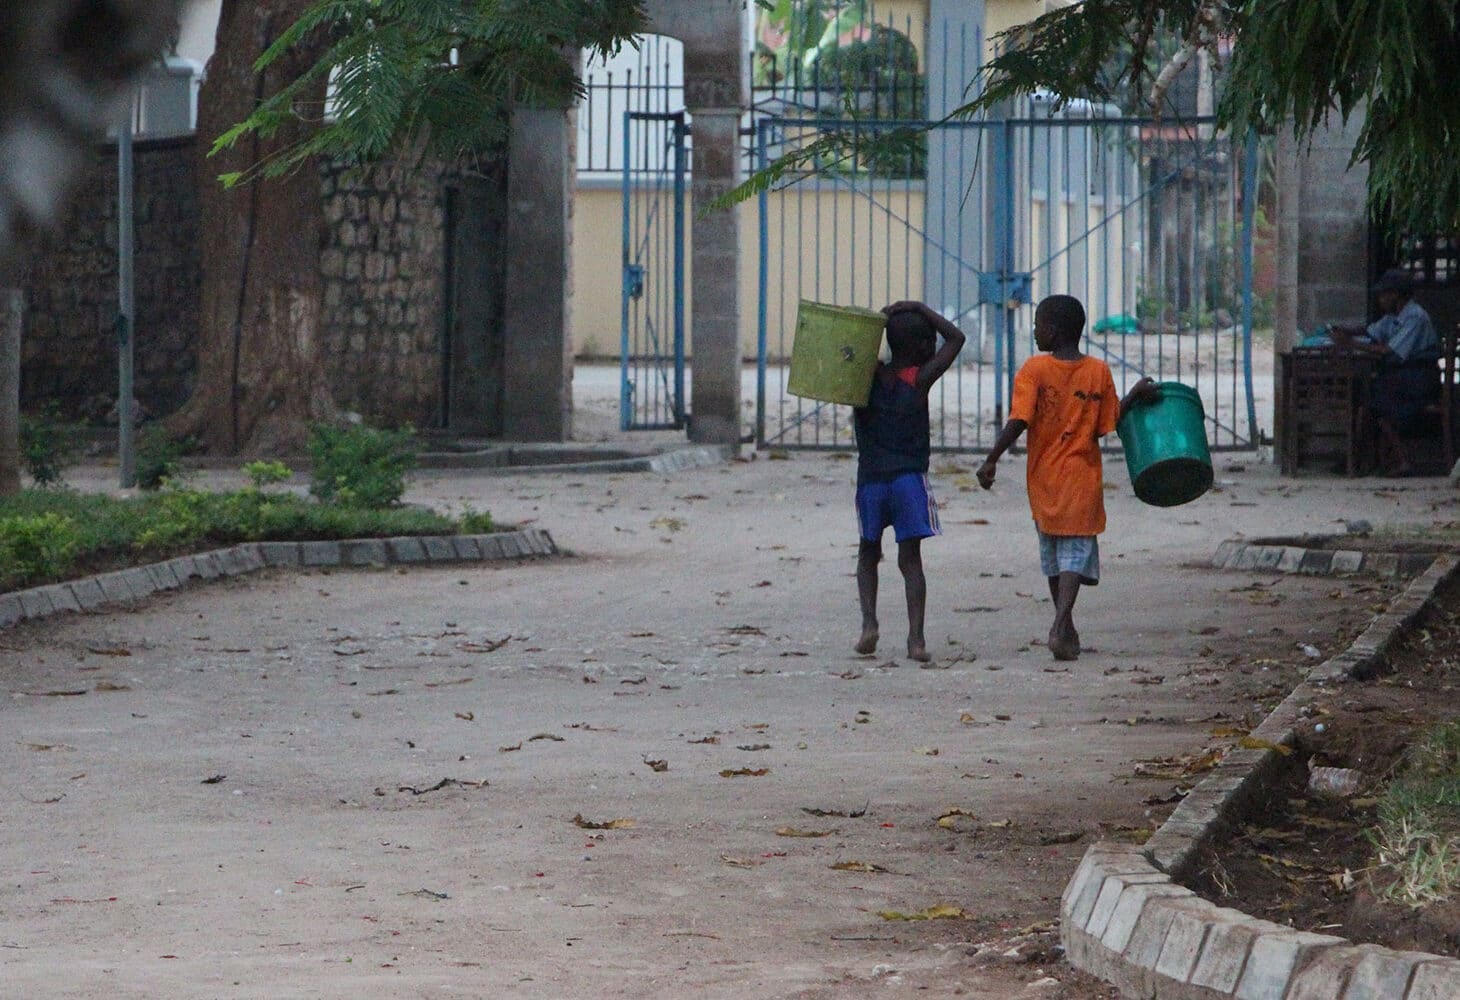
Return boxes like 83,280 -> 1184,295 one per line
1372,268 -> 1414,294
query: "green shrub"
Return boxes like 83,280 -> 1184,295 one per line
19,403 -> 83,486
459,507 -> 494,534
309,423 -> 415,508
135,427 -> 192,491
242,460 -> 293,490
0,512 -> 80,585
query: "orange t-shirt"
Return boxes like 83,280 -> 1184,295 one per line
1008,354 -> 1119,536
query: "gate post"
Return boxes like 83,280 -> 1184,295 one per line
991,117 -> 1018,426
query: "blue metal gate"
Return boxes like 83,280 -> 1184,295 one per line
755,110 -> 1259,452
620,110 -> 688,431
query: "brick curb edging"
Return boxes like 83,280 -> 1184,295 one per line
1211,540 -> 1437,580
1061,553 -> 1460,1000
0,529 -> 558,631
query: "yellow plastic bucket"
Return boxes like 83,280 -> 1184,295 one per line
787,300 -> 887,407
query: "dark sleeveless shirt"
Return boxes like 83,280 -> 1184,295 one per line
853,365 -> 930,486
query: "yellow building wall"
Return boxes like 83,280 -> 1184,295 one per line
572,183 -> 928,361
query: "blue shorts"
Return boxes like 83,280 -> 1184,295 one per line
1038,532 -> 1100,585
856,473 -> 940,544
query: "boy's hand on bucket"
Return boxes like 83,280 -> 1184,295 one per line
1132,377 -> 1160,403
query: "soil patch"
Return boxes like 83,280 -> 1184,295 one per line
1187,575 -> 1460,956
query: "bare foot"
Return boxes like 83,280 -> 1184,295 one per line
1049,628 -> 1080,661
907,640 -> 931,663
855,628 -> 879,655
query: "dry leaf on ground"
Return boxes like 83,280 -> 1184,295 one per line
775,827 -> 838,838
572,814 -> 633,830
719,767 -> 769,778
830,861 -> 889,873
876,904 -> 968,921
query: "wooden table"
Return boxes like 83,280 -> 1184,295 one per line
1280,348 -> 1379,476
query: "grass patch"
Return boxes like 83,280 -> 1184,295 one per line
0,487 -> 494,593
1370,720 -> 1460,907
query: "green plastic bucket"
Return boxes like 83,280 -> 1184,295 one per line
1116,381 -> 1214,507
787,300 -> 887,406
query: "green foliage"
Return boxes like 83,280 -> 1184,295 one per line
243,460 -> 293,489
458,506 -> 494,534
134,427 -> 193,491
0,512 -> 80,587
214,0 -> 647,186
1369,721 -> 1460,907
309,423 -> 416,508
19,403 -> 83,486
0,487 -> 494,592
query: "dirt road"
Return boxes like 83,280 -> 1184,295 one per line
1,456 -> 1448,998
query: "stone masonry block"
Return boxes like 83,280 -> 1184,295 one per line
1086,872 -> 1172,939
121,567 -> 156,598
300,541 -> 342,567
1345,947 -> 1433,999
476,535 -> 507,560
1235,929 -> 1345,1000
1063,847 -> 1157,931
38,584 -> 81,614
1189,918 -> 1263,992
1100,882 -> 1193,954
1300,550 -> 1335,574
534,530 -> 559,555
1255,547 -> 1283,569
1366,552 -> 1400,579
166,557 -> 198,583
1409,959 -> 1460,1000
341,539 -> 389,566
193,553 -> 222,580
1122,894 -> 1185,969
234,544 -> 266,574
217,546 -> 251,576
1154,899 -> 1226,984
0,593 -> 22,627
1212,540 -> 1239,567
97,572 -> 135,604
258,542 -> 302,568
18,588 -> 54,619
421,536 -> 456,561
450,536 -> 482,560
147,561 -> 181,590
1287,945 -> 1367,1000
385,537 -> 428,563
1233,546 -> 1262,570
1331,550 -> 1363,574
1278,546 -> 1306,572
69,578 -> 106,611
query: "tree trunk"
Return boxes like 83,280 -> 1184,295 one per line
0,289 -> 20,495
170,0 -> 332,456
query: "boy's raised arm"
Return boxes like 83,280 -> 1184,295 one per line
884,301 -> 966,392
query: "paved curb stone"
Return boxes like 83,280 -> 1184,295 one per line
0,529 -> 559,631
1062,553 -> 1460,1000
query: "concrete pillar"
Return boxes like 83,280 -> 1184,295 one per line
0,289 -> 17,495
684,106 -> 742,444
503,104 -> 574,441
645,0 -> 747,446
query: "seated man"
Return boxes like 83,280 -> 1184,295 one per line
1330,269 -> 1442,476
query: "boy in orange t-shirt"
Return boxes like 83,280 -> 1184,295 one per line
976,295 -> 1157,660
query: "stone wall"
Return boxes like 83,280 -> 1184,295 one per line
17,136 -> 510,434
319,160 -> 448,428
19,135 -> 201,421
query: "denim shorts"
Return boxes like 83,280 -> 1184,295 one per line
856,472 -> 940,543
1038,531 -> 1099,584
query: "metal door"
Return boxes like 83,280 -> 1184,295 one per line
620,110 -> 688,430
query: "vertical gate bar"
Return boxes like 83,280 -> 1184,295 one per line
620,112 -> 633,431
1240,130 -> 1258,447
757,118 -> 770,447
674,114 -> 687,427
